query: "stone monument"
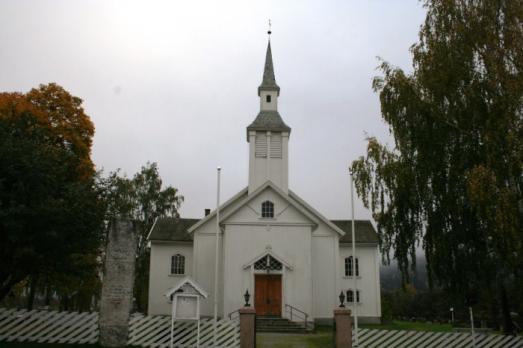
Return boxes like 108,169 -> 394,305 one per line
99,218 -> 136,347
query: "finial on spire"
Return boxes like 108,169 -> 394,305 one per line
267,19 -> 272,37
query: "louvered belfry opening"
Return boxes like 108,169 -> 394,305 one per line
254,254 -> 283,272
255,133 -> 267,157
270,133 -> 282,158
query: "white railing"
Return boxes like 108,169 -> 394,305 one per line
284,304 -> 313,330
0,308 -> 240,348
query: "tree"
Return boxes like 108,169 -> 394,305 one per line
0,86 -> 104,304
100,163 -> 183,312
351,0 -> 523,333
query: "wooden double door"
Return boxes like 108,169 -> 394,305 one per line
254,275 -> 282,317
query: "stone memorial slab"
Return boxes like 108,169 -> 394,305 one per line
99,218 -> 136,347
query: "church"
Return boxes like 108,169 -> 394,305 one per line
147,40 -> 382,325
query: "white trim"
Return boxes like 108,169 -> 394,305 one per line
219,181 -> 320,227
164,276 -> 208,299
146,217 -> 159,241
289,189 -> 346,236
224,221 -> 315,227
242,248 -> 294,271
187,187 -> 248,233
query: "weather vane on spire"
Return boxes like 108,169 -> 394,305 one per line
268,19 -> 272,37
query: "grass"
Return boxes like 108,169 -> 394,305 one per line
257,332 -> 333,348
360,320 -> 453,332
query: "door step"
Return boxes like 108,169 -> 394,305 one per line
256,317 -> 311,333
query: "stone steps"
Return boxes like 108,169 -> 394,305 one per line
255,317 -> 310,333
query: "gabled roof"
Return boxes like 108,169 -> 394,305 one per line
186,187 -> 249,233
219,181 -> 323,229
287,189 -> 347,237
147,184 -> 378,244
164,276 -> 208,298
148,217 -> 199,241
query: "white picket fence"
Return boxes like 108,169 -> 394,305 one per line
1,308 -> 523,347
355,328 -> 523,348
0,308 -> 239,348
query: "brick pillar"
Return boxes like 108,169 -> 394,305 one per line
334,308 -> 352,348
239,307 -> 256,348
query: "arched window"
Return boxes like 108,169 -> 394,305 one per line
171,254 -> 185,275
344,256 -> 359,277
261,201 -> 274,218
346,289 -> 360,303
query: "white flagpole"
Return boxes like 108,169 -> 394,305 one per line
213,166 -> 221,348
350,168 -> 359,347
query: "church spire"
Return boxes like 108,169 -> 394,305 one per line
258,41 -> 280,96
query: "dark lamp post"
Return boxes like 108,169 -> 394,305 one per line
339,291 -> 346,308
244,290 -> 251,307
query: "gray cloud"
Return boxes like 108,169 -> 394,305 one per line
0,0 -> 426,220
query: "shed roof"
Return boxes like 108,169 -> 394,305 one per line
147,217 -> 198,242
332,220 -> 379,244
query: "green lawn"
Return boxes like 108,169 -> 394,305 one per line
257,332 -> 333,348
360,320 -> 453,332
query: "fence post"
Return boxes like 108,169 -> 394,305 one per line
334,308 -> 352,348
239,307 -> 256,348
99,218 -> 136,348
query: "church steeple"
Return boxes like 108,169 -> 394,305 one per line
258,41 -> 280,96
247,38 -> 291,194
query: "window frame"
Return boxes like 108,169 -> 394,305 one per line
344,256 -> 359,277
346,289 -> 361,303
261,200 -> 274,218
171,254 -> 185,275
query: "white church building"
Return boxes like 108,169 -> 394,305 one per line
147,40 -> 381,324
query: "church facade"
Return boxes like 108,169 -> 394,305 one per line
147,41 -> 381,324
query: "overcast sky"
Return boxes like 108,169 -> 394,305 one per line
0,1 -> 426,221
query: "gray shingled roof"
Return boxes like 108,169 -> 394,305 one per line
258,41 -> 280,96
247,110 -> 291,134
331,220 -> 379,244
149,217 -> 377,244
148,217 -> 198,242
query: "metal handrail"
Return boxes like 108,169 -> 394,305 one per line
284,304 -> 312,330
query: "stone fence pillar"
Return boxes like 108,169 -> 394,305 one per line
99,218 -> 136,347
334,308 -> 352,348
239,307 -> 256,348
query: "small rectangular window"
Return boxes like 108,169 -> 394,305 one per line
266,95 -> 271,103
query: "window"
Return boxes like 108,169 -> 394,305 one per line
344,256 -> 359,277
346,289 -> 360,303
261,201 -> 274,218
266,95 -> 271,103
171,254 -> 185,275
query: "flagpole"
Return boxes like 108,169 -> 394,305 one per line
213,166 -> 221,348
350,168 -> 359,347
